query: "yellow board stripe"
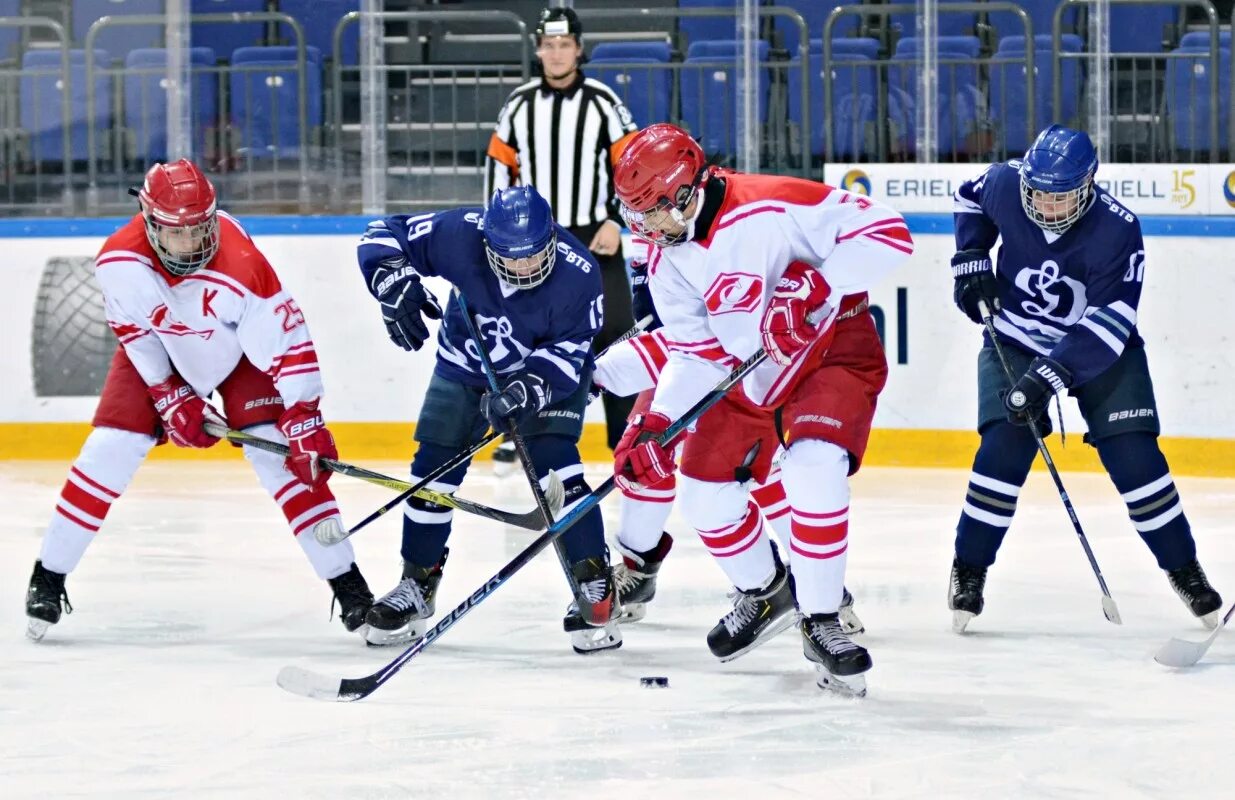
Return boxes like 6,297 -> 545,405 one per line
2,422 -> 1232,477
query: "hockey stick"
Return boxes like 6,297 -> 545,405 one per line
1154,601 -> 1235,668
276,342 -> 772,701
205,423 -> 562,533
332,313 -> 654,543
455,293 -> 582,599
978,300 -> 1122,625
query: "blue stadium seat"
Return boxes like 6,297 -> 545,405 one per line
987,0 -> 1081,42
20,49 -> 113,162
192,0 -> 266,60
1110,5 -> 1179,53
787,38 -> 879,159
277,0 -> 360,66
887,36 -> 984,157
1178,30 -> 1230,50
991,34 -> 1083,154
0,0 -> 21,62
124,47 -> 218,162
1166,39 -> 1230,156
229,45 -> 322,158
589,42 -> 671,128
680,39 -> 770,156
73,0 -> 164,62
887,8 -> 977,41
773,0 -> 862,56
678,0 -> 745,48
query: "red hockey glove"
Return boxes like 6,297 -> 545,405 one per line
278,400 -> 337,490
148,375 -> 223,449
613,412 -> 676,489
760,262 -> 832,366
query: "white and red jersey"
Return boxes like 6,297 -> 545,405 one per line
593,329 -> 669,396
646,173 -> 913,417
95,212 -> 323,405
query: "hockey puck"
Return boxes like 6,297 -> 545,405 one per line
639,676 -> 669,688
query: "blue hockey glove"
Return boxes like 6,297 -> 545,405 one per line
480,372 -> 552,434
630,262 -> 661,330
373,261 -> 442,351
1004,356 -> 1072,424
952,249 -> 1001,324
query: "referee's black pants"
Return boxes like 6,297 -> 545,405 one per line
570,221 -> 636,451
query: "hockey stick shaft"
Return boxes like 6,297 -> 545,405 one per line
278,344 -> 770,701
205,424 -> 548,531
978,301 -> 1121,624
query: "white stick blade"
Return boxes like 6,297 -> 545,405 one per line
1102,596 -> 1123,625
277,665 -> 344,701
313,517 -> 348,546
543,470 -> 565,517
1154,638 -> 1208,669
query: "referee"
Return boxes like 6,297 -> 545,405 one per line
484,4 -> 638,459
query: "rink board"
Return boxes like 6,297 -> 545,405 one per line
3,213 -> 1234,475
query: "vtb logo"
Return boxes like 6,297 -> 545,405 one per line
149,304 -> 214,340
704,272 -> 764,316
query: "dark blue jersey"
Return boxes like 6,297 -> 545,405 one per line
357,208 -> 603,399
953,160 -> 1146,385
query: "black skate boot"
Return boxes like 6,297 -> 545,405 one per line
838,586 -> 865,635
1167,559 -> 1224,628
948,557 -> 987,633
26,560 -> 71,642
613,532 -> 673,623
563,556 -> 623,654
328,562 -> 374,635
706,556 -> 796,662
364,550 -> 448,646
801,612 -> 872,697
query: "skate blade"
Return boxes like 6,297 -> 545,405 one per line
364,620 -> 426,647
838,606 -> 865,636
951,609 -> 975,634
617,603 -> 647,624
25,618 -> 51,642
570,623 -> 622,655
814,666 -> 867,698
715,610 -> 798,663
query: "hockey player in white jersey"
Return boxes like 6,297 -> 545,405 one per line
24,159 -> 374,642
611,124 -> 912,695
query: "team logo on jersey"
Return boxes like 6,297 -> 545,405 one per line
840,169 -> 872,196
463,314 -> 521,363
1013,260 -> 1087,326
148,304 -> 214,340
704,272 -> 764,316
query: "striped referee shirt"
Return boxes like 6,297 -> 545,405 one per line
484,71 -> 638,229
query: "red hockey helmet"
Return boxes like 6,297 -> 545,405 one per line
137,159 -> 219,276
613,123 -> 707,246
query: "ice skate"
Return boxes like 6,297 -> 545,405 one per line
562,557 -> 623,654
327,562 -> 374,636
364,551 -> 447,646
25,561 -> 71,642
1167,559 -> 1224,628
948,557 -> 987,633
838,586 -> 864,635
801,612 -> 871,698
706,559 -> 796,662
613,532 -> 673,623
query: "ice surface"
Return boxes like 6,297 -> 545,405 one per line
1,461 -> 1231,798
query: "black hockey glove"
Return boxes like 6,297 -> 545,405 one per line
373,260 -> 442,351
1004,356 -> 1072,425
952,249 -> 1001,324
480,372 -> 552,434
630,263 -> 661,330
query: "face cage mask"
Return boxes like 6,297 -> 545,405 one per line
144,215 -> 219,276
619,182 -> 699,247
1020,178 -> 1093,235
485,233 -> 557,289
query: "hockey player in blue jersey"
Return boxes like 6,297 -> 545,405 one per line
355,185 -> 622,653
947,125 -> 1223,632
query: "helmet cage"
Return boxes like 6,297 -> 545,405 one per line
485,232 -> 558,289
618,168 -> 705,247
1019,175 -> 1093,235
143,210 -> 219,276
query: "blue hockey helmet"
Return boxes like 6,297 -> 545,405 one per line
483,186 -> 557,289
1019,125 -> 1099,234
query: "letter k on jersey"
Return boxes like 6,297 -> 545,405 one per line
704,272 -> 764,315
